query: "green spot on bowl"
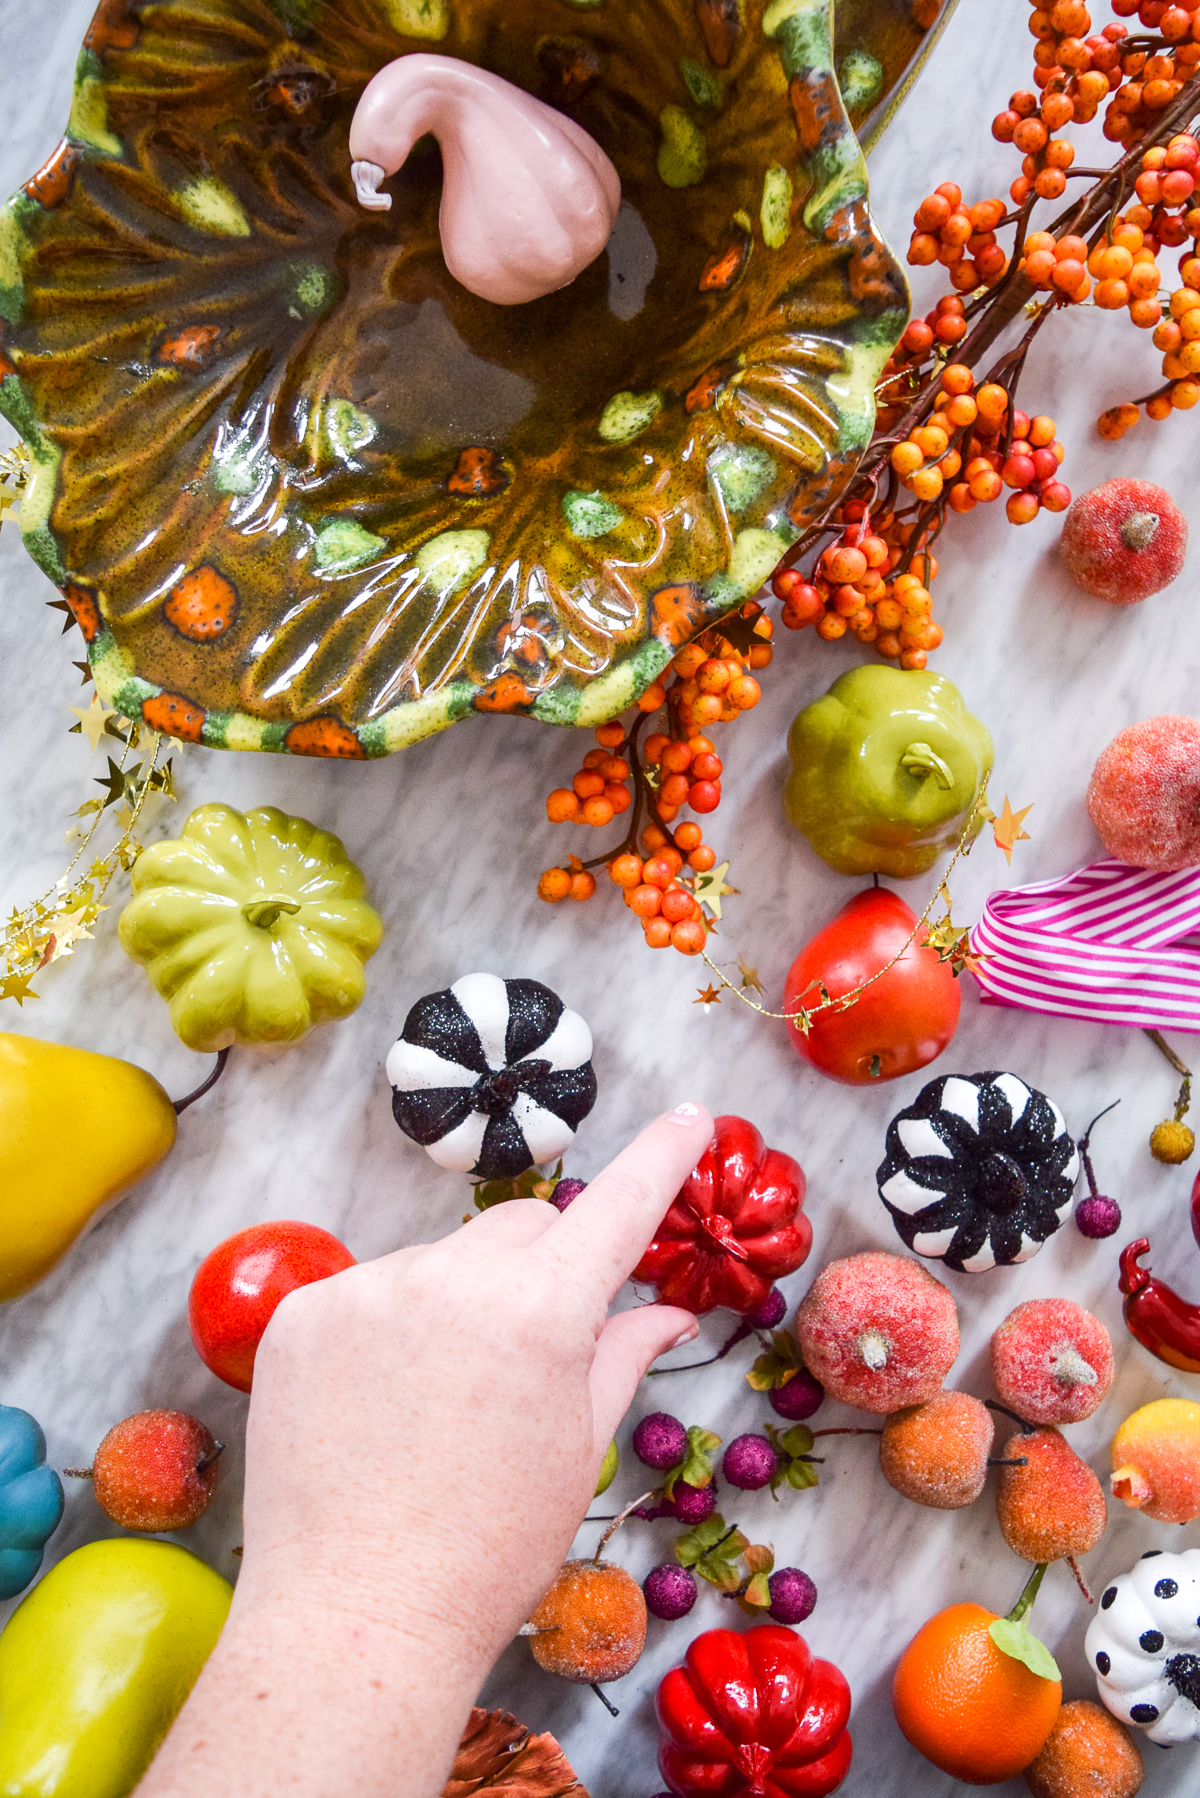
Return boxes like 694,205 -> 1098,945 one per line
314,518 -> 386,572
323,399 -> 377,459
761,164 -> 794,249
381,0 -> 450,36
67,50 -> 121,155
415,528 -> 490,595
764,0 -> 831,77
680,57 -> 721,109
597,390 -> 663,444
657,106 -> 707,189
287,259 -> 339,319
709,443 -> 777,513
838,48 -> 885,111
177,177 -> 251,238
562,489 -> 625,539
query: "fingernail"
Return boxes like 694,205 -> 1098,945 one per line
667,1102 -> 701,1123
670,1323 -> 700,1348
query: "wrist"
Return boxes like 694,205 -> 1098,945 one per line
138,1575 -> 480,1798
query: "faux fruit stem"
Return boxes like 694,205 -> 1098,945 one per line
1008,1560 -> 1048,1626
173,1047 -> 231,1117
593,1492 -> 657,1561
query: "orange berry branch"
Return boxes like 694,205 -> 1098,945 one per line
538,0 -> 1198,970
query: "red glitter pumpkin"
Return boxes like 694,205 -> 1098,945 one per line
632,1116 -> 811,1315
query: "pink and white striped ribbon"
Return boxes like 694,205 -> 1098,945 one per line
969,858 -> 1200,1034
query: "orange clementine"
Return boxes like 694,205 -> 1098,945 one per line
893,1601 -> 1062,1784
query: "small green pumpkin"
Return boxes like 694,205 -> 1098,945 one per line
119,804 -> 383,1051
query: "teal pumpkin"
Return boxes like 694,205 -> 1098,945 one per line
0,1404 -> 64,1599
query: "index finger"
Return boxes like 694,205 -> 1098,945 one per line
544,1102 -> 713,1300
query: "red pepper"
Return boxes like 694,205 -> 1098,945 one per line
1191,1168 -> 1200,1251
655,1624 -> 852,1798
632,1116 -> 811,1315
1118,1239 -> 1200,1374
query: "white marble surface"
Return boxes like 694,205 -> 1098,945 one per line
2,4 -> 1200,1793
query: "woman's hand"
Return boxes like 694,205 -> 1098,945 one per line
137,1101 -> 711,1798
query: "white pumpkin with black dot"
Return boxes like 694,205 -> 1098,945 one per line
875,1071 -> 1079,1273
1086,1548 -> 1200,1744
387,973 -> 597,1181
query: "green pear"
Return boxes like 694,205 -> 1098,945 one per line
0,1537 -> 231,1796
0,1033 -> 177,1302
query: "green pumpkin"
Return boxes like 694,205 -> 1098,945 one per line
119,804 -> 383,1051
784,666 -> 993,879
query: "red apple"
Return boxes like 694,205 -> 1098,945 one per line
189,1221 -> 355,1392
783,887 -> 960,1084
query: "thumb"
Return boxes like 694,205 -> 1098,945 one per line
588,1305 -> 697,1453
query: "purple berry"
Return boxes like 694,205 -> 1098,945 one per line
1076,1194 -> 1122,1239
722,1433 -> 780,1491
767,1567 -> 817,1624
551,1177 -> 587,1212
633,1412 -> 688,1471
643,1563 -> 697,1621
745,1287 -> 788,1331
668,1480 -> 717,1524
769,1368 -> 825,1423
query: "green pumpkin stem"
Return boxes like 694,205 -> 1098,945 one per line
242,896 -> 304,929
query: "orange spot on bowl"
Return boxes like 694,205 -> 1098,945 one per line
474,672 -> 533,712
699,239 -> 749,293
685,364 -> 732,413
156,325 -> 221,370
284,716 -> 365,758
164,567 -> 239,642
142,692 -> 206,742
650,583 -> 704,646
23,140 -> 81,210
62,582 -> 102,643
448,446 -> 511,498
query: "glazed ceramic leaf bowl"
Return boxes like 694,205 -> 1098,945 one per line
0,0 -> 940,759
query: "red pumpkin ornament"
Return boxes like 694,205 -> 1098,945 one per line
632,1116 -> 810,1315
656,1624 -> 853,1797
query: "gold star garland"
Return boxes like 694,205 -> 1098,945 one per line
2,445 -> 179,1005
695,785 -> 1017,1030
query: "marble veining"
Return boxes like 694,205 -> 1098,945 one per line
2,4 -> 1200,1794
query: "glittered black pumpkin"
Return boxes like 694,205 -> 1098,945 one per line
386,972 -> 596,1181
876,1071 -> 1080,1273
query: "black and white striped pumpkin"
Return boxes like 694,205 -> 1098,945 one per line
386,973 -> 597,1180
876,1071 -> 1079,1273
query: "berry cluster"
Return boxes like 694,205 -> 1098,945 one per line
908,186 -> 1010,292
667,620 -> 770,737
773,506 -> 942,668
889,360 -> 1069,526
536,605 -> 775,954
543,720 -> 632,834
1151,241 -> 1200,406
608,842 -> 708,956
1106,0 -> 1200,146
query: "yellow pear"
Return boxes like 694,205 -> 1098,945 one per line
0,1034 -> 177,1303
0,1537 -> 231,1797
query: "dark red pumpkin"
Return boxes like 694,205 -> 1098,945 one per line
632,1116 -> 810,1315
656,1624 -> 852,1797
